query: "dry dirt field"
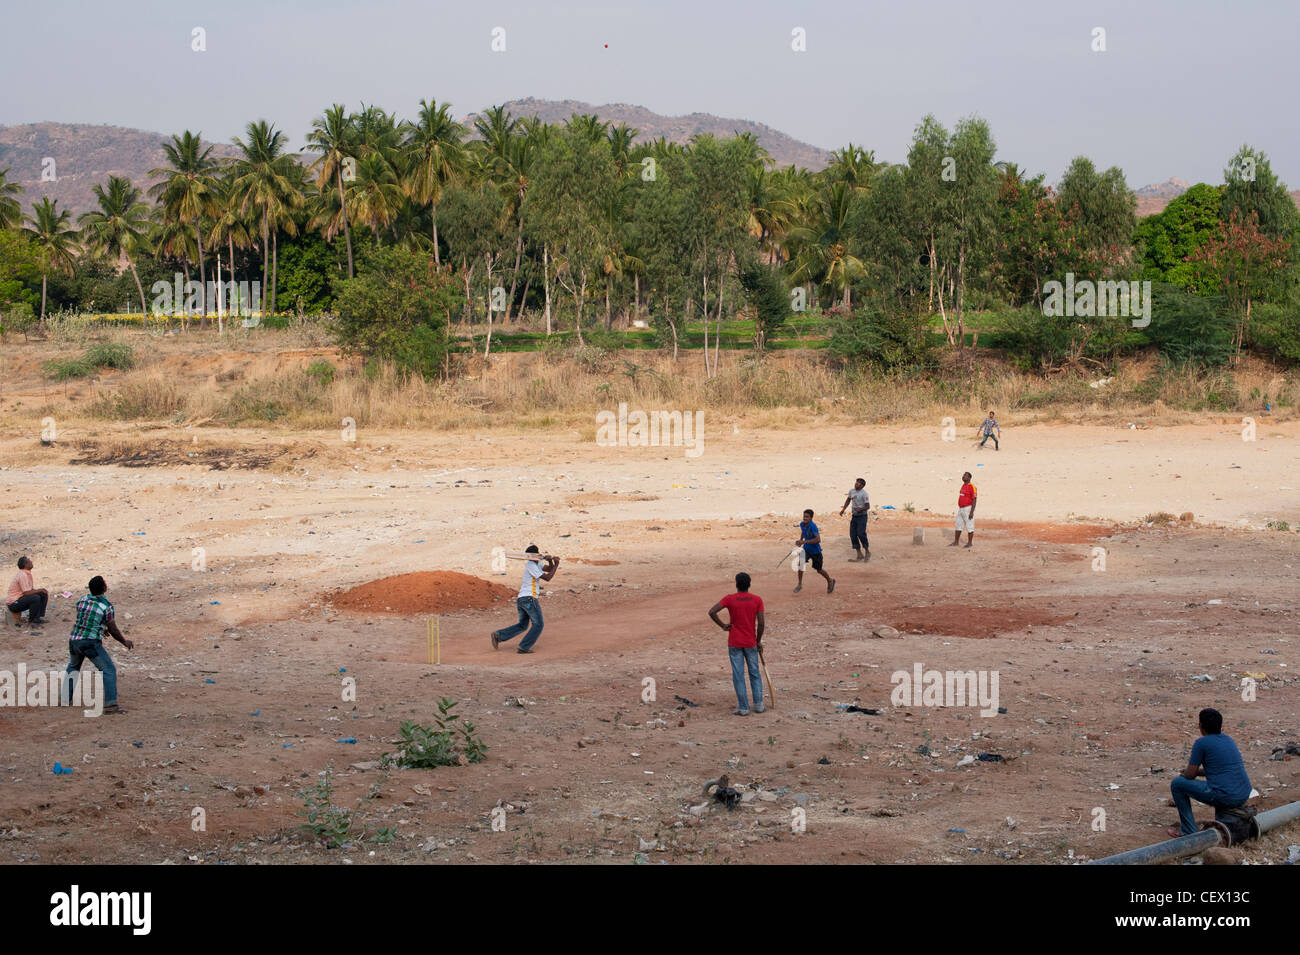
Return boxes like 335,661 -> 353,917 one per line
0,418 -> 1297,864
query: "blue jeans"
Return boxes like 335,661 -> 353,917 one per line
849,513 -> 869,552
728,647 -> 763,713
979,432 -> 998,449
1170,776 -> 1242,835
495,597 -> 543,651
65,638 -> 117,706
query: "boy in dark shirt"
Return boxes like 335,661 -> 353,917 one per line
1169,708 -> 1253,837
708,573 -> 766,716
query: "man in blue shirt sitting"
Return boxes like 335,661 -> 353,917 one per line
1169,707 -> 1253,837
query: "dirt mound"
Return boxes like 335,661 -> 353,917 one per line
329,571 -> 515,616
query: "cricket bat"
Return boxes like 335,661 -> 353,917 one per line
758,645 -> 776,707
506,552 -> 561,561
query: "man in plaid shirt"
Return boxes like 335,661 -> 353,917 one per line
65,575 -> 133,714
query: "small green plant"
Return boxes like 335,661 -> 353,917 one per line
43,357 -> 96,380
83,341 -> 135,370
1144,511 -> 1176,526
296,764 -> 353,848
306,359 -> 336,385
369,827 -> 397,844
383,698 -> 488,769
903,502 -> 916,514
1266,519 -> 1290,531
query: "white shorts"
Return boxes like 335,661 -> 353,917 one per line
955,506 -> 975,532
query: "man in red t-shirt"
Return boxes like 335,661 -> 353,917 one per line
951,471 -> 977,548
708,573 -> 767,716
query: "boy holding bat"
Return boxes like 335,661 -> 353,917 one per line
491,544 -> 559,654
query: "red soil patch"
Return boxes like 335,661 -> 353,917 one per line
329,571 -> 515,616
987,521 -> 1114,544
892,604 -> 1071,638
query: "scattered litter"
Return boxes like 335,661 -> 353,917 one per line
250,709 -> 262,716
817,756 -> 831,765
1105,784 -> 1120,790
956,755 -> 977,768
1190,674 -> 1213,683
208,601 -> 220,606
282,743 -> 295,749
838,704 -> 880,715
880,505 -> 896,510
948,827 -> 965,834
52,763 -> 73,775
977,753 -> 1004,763
1005,817 -> 1018,830
339,667 -> 347,673
997,707 -> 1008,714
204,679 -> 216,684
337,738 -> 357,744
674,696 -> 699,708
1286,846 -> 1300,865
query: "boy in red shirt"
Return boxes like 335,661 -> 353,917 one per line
708,573 -> 767,716
951,471 -> 977,548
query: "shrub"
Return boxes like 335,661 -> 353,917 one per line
1144,511 -> 1176,525
83,341 -> 135,370
382,698 -> 487,769
826,309 -> 932,372
306,359 -> 336,385
43,357 -> 96,380
334,245 -> 460,378
296,764 -> 353,849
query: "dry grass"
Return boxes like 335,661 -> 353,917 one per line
1,326 -> 1296,433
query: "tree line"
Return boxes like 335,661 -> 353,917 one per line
1,102 -> 1297,373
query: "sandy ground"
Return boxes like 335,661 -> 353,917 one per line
0,420 -> 1297,864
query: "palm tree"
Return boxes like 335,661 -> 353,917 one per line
228,120 -> 305,315
0,167 -> 23,230
786,181 -> 863,310
305,104 -> 358,278
401,98 -> 466,266
78,175 -> 153,314
150,131 -> 220,317
607,123 -> 639,178
23,197 -> 78,321
349,151 -> 405,237
206,173 -> 255,326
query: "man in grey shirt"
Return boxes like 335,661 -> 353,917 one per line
839,477 -> 871,561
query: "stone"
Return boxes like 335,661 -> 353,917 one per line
872,625 -> 901,639
1201,847 -> 1239,866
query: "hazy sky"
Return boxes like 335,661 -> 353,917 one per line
4,0 -> 1296,187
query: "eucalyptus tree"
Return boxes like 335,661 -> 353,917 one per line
22,197 -> 78,320
149,131 -> 220,315
525,125 -> 619,345
78,175 -> 153,314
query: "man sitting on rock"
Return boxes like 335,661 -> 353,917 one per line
7,556 -> 48,628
